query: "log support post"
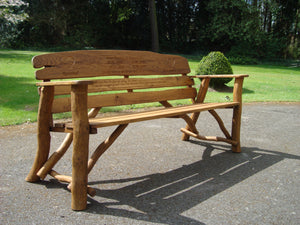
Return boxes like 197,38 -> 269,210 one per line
26,86 -> 54,182
70,84 -> 89,211
231,77 -> 244,153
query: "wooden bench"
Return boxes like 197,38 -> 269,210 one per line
25,50 -> 248,210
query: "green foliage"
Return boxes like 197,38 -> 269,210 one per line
227,43 -> 259,65
1,0 -> 299,59
196,52 -> 233,87
0,0 -> 28,48
227,56 -> 259,65
204,0 -> 260,51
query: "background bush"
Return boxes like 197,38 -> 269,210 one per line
196,51 -> 233,87
227,56 -> 259,65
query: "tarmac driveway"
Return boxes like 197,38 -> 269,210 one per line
1,103 -> 299,225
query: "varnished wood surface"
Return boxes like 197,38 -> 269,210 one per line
33,50 -> 190,80
36,80 -> 93,87
182,77 -> 211,141
52,88 -> 197,113
61,102 -> 239,129
25,86 -> 54,182
37,107 -> 102,180
70,84 -> 89,210
180,128 -> 238,145
194,74 -> 249,78
231,77 -> 245,153
51,76 -> 194,95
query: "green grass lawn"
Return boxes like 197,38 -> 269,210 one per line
187,56 -> 300,103
0,50 -> 44,126
1,50 -> 299,126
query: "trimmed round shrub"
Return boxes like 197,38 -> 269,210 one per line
196,51 -> 233,87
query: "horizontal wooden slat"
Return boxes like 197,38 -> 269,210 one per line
33,50 -> 190,80
194,74 -> 249,78
88,88 -> 196,108
52,97 -> 71,113
62,102 -> 240,129
52,88 -> 197,113
53,76 -> 194,95
36,80 -> 93,86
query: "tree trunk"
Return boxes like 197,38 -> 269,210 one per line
149,0 -> 159,52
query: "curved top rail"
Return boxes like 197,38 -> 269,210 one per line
33,50 -> 191,80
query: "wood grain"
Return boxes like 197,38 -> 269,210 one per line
231,77 -> 245,153
64,102 -> 239,129
26,86 -> 54,182
70,84 -> 89,210
33,50 -> 190,80
51,88 -> 197,113
52,76 -> 194,95
182,77 -> 211,141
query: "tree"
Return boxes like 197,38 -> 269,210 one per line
0,0 -> 28,47
3,0 -> 298,59
149,0 -> 159,52
204,0 -> 261,52
272,0 -> 299,58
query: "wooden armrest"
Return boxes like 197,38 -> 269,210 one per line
36,80 -> 93,87
193,74 -> 248,104
193,74 -> 249,78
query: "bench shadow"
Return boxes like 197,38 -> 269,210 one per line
80,142 -> 300,224
0,74 -> 38,110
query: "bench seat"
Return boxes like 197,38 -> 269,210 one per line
58,102 -> 239,131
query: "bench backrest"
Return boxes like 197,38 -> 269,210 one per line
33,50 -> 195,113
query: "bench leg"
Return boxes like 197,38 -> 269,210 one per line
37,108 -> 101,180
231,77 -> 244,153
71,84 -> 89,211
71,127 -> 89,210
26,123 -> 52,182
231,105 -> 241,153
26,86 -> 54,182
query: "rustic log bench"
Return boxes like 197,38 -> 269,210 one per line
25,50 -> 248,210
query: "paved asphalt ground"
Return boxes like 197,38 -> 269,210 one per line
1,103 -> 299,225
